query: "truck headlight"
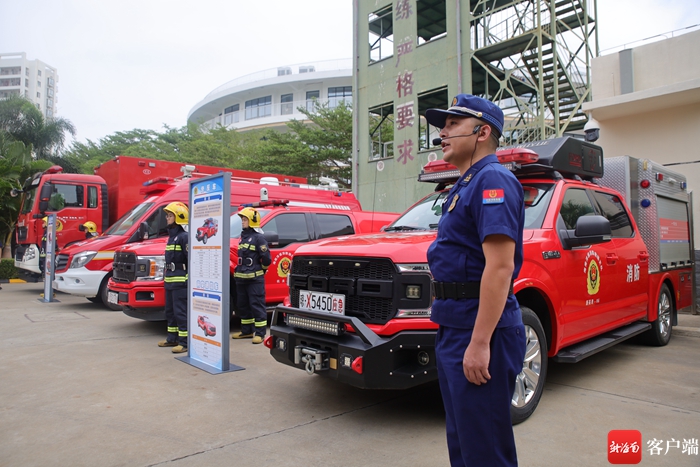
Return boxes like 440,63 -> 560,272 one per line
136,255 -> 165,281
395,263 -> 432,318
70,251 -> 97,269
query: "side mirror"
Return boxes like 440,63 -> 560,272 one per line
126,222 -> 150,243
560,215 -> 612,249
138,222 -> 149,241
263,231 -> 279,248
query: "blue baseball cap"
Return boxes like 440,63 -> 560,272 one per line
425,94 -> 504,137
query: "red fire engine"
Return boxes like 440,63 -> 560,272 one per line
109,184 -> 399,321
267,137 -> 694,424
51,158 -> 306,309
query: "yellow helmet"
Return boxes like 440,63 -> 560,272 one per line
42,216 -> 48,225
164,202 -> 189,225
238,207 -> 261,228
83,221 -> 98,233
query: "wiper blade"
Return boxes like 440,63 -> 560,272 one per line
384,225 -> 421,232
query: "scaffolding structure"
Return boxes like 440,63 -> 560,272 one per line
469,0 -> 598,143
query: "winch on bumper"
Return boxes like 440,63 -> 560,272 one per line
269,306 -> 437,390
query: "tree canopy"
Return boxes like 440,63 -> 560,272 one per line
61,101 -> 353,187
0,94 -> 76,159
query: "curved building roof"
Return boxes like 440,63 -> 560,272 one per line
187,59 -> 352,131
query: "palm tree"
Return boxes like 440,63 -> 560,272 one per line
0,94 -> 76,159
0,138 -> 52,258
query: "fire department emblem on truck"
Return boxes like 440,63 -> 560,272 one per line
273,252 -> 293,280
584,250 -> 602,295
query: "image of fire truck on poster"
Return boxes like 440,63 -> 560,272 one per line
187,175 -> 228,371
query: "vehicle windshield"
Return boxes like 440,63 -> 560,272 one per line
20,186 -> 38,214
522,183 -> 554,229
384,183 -> 554,232
104,202 -> 154,236
385,191 -> 449,231
229,209 -> 270,238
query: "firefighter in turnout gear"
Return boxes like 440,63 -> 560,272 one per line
158,202 -> 190,353
232,207 -> 271,344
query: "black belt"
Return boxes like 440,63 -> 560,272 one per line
238,257 -> 253,266
433,281 -> 513,300
166,262 -> 187,271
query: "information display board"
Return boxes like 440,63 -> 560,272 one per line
177,173 -> 242,374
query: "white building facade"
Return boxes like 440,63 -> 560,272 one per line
187,59 -> 352,131
0,52 -> 59,119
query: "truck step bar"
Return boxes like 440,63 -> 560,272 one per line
552,322 -> 652,363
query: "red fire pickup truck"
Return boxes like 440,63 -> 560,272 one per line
110,185 -> 399,321
195,218 -> 218,244
267,137 -> 694,424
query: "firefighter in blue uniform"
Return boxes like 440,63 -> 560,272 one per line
425,94 -> 526,467
158,202 -> 189,354
231,207 -> 271,344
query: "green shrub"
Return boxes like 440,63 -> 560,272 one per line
0,258 -> 19,280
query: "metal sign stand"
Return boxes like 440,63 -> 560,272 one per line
39,213 -> 59,303
177,172 -> 243,374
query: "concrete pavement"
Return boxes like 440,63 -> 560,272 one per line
0,282 -> 698,467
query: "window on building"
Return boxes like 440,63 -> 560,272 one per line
328,86 -> 352,108
37,92 -> 41,98
306,90 -> 319,112
25,68 -> 29,76
417,0 -> 447,45
47,77 -> 54,87
47,108 -> 53,118
88,186 -> 98,208
224,104 -> 240,125
48,88 -> 54,97
418,87 -> 448,150
37,80 -> 41,88
281,93 -> 294,115
244,97 -> 271,120
25,79 -> 28,87
47,98 -> 53,108
278,67 -> 291,76
299,65 -> 315,73
369,5 -> 393,63
38,70 -> 42,76
0,78 -> 21,86
0,67 -> 21,75
369,103 -> 394,160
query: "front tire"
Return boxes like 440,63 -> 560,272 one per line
643,284 -> 674,346
202,234 -> 208,244
511,306 -> 548,425
99,274 -> 122,311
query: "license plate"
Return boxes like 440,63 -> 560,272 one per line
298,290 -> 345,315
107,291 -> 118,305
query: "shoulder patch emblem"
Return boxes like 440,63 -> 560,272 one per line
448,194 -> 459,212
261,245 -> 268,252
483,189 -> 505,204
464,174 -> 472,183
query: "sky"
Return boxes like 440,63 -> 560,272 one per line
1,0 -> 699,146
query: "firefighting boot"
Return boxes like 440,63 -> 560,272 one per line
158,339 -> 178,347
232,332 -> 254,339
171,345 -> 188,354
252,335 -> 264,344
